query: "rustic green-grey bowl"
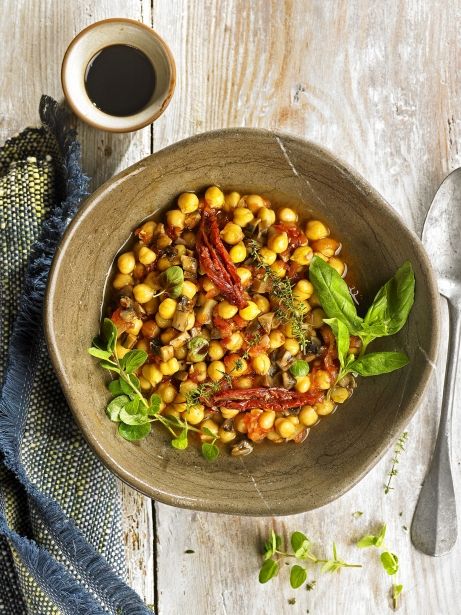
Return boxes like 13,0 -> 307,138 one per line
45,129 -> 439,515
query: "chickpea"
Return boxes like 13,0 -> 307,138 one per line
136,339 -> 150,352
200,418 -> 219,440
312,369 -> 330,390
181,280 -> 197,299
138,246 -> 157,266
252,294 -> 270,314
313,252 -> 328,262
208,340 -> 225,361
117,251 -> 136,274
142,364 -> 163,386
328,256 -> 346,277
258,247 -> 277,266
330,386 -> 350,404
179,380 -> 198,396
182,231 -> 196,248
158,298 -> 177,320
277,207 -> 298,223
233,207 -> 254,227
113,273 -> 133,290
311,238 -> 340,258
266,430 -> 283,443
133,283 -> 154,304
163,406 -> 180,419
157,382 -> 177,404
160,328 -> 176,344
257,207 -> 276,228
144,272 -> 161,290
284,338 -> 300,355
190,361 -> 207,382
268,232 -> 289,254
155,313 -> 172,328
245,194 -> 265,213
177,192 -> 199,214
299,405 -> 319,427
295,376 -> 311,393
126,318 -> 142,336
157,235 -> 173,250
281,323 -> 294,338
239,301 -> 261,321
315,399 -> 335,416
287,416 -> 300,425
225,355 -> 248,377
275,418 -> 296,439
183,403 -> 205,425
205,186 -> 225,208
234,414 -> 248,433
115,343 -> 130,359
229,242 -> 247,263
208,360 -> 226,382
139,376 -> 151,392
174,345 -> 187,360
293,279 -> 314,300
269,330 -> 285,349
224,332 -> 244,352
221,408 -> 239,419
224,191 -> 241,211
219,427 -> 237,443
252,354 -> 271,375
258,410 -> 276,430
218,300 -> 239,319
157,256 -> 172,271
309,291 -> 321,307
310,307 -> 326,328
236,267 -> 252,286
234,376 -> 253,389
221,222 -> 244,245
202,277 -> 218,293
160,357 -> 180,376
144,297 -> 159,315
305,219 -> 330,241
270,260 -> 286,278
133,263 -> 146,280
138,220 -> 156,244
291,246 -> 313,265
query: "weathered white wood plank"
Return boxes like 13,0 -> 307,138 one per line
153,1 -> 461,614
0,0 -> 155,605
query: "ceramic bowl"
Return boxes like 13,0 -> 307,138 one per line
45,129 -> 439,515
61,18 -> 175,132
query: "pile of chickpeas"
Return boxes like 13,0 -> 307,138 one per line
110,186 -> 354,454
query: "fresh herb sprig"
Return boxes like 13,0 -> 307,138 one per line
356,524 -> 402,610
248,240 -> 310,352
309,257 -> 415,381
88,318 -> 219,460
384,432 -> 409,494
259,530 -> 361,588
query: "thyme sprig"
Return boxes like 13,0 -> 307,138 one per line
247,240 -> 310,352
384,432 -> 409,494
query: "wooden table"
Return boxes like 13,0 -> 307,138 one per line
2,1 -> 460,613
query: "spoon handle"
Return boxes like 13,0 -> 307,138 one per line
411,299 -> 460,556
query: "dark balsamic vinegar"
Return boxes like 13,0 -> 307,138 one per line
84,44 -> 156,117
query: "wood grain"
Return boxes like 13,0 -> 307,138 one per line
2,0 -> 461,614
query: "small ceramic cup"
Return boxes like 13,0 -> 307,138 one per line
61,18 -> 176,132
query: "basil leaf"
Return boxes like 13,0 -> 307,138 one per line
263,530 -> 281,560
171,429 -> 189,450
375,523 -> 387,547
102,318 -> 117,353
202,427 -> 217,439
258,558 -> 279,583
201,442 -> 219,461
148,394 -> 162,416
350,352 -> 409,377
290,564 -> 307,589
356,534 -> 378,549
120,350 -> 148,374
309,257 -> 363,334
106,395 -> 130,422
118,422 -> 151,441
119,375 -> 141,397
380,551 -> 399,576
99,361 -> 120,374
323,318 -> 350,371
162,266 -> 184,298
88,347 -> 113,361
291,531 -> 310,559
392,583 -> 403,607
119,398 -> 149,425
363,261 -> 415,338
188,336 -> 210,361
289,360 -> 310,378
108,379 -> 124,396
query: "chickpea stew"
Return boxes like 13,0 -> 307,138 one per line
89,186 -> 415,459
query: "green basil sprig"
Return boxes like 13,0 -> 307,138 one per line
309,257 -> 415,381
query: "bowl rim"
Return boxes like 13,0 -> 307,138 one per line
44,128 -> 440,515
61,17 -> 176,133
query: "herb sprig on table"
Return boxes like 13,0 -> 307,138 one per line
88,318 -> 219,460
259,530 -> 361,589
309,257 -> 415,382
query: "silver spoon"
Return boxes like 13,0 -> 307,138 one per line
410,168 -> 461,556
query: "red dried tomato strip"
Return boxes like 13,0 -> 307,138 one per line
197,208 -> 247,308
210,387 -> 324,411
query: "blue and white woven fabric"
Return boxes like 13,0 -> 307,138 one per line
0,96 -> 153,615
